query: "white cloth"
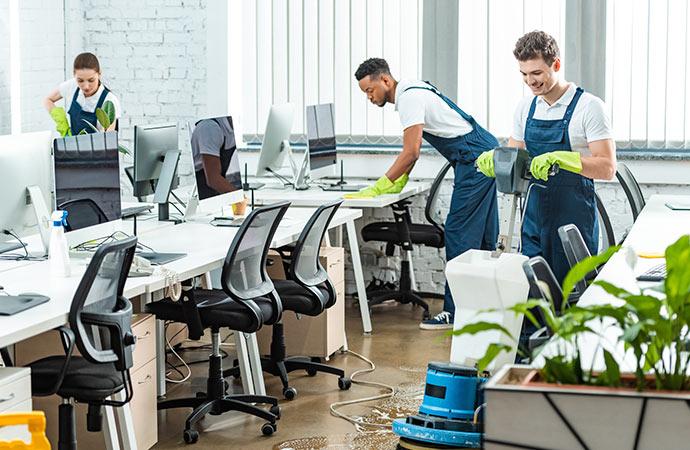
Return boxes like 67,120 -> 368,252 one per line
59,78 -> 122,131
511,83 -> 612,157
394,79 -> 473,138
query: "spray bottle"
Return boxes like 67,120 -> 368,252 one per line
49,210 -> 71,277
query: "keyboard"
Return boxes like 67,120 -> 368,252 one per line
137,252 -> 187,265
637,263 -> 666,282
321,183 -> 369,192
122,204 -> 154,218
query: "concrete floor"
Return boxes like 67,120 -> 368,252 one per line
154,297 -> 452,449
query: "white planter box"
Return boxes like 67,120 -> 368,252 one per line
483,365 -> 690,450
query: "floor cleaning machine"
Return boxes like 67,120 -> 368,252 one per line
394,148 -> 557,449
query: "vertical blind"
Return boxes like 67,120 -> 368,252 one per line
606,0 -> 690,149
456,0 -> 566,140
241,0 -> 423,144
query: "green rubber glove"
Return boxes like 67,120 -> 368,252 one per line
49,107 -> 71,137
344,175 -> 394,198
476,150 -> 495,177
530,151 -> 582,181
381,173 -> 409,194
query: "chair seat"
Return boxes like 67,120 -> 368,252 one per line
272,279 -> 328,316
145,289 -> 277,333
361,222 -> 444,248
29,356 -> 123,401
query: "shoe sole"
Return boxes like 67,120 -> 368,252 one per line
419,323 -> 454,330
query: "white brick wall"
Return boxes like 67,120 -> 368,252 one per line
0,1 -> 11,135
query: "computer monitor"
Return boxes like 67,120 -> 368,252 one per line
184,117 -> 244,219
133,123 -> 182,222
255,103 -> 295,178
0,131 -> 53,254
53,131 -> 122,232
306,103 -> 337,179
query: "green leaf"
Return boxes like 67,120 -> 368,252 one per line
78,128 -> 88,135
620,321 -> 644,343
446,321 -> 517,343
562,245 -> 620,300
102,101 -> 116,125
602,349 -> 620,387
81,119 -> 99,133
542,357 -> 579,385
118,144 -> 131,155
96,107 -> 111,130
477,343 -> 513,375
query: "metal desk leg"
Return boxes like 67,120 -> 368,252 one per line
234,331 -> 256,395
102,404 -> 120,450
113,390 -> 137,450
345,219 -> 372,334
245,332 -> 266,396
335,225 -> 343,247
155,319 -> 166,397
406,249 -> 417,290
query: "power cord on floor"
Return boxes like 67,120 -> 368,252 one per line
329,349 -> 396,429
164,321 -> 191,383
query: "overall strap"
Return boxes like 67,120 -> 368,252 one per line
562,87 -> 584,124
95,87 -> 110,110
403,81 -> 473,122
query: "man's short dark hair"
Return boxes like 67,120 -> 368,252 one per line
513,31 -> 560,65
354,58 -> 391,81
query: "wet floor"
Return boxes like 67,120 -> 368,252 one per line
154,298 -> 451,449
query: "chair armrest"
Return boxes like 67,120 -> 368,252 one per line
40,326 -> 76,396
528,327 -> 552,355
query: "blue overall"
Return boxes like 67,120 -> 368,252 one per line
68,86 -> 109,135
404,82 -> 499,315
521,87 -> 599,285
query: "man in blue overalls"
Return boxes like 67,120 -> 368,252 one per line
353,58 -> 499,330
477,31 -> 616,300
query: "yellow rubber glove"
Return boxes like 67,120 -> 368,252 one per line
344,175 -> 394,199
381,173 -> 409,194
476,150 -> 495,177
530,151 -> 582,181
49,107 -> 71,137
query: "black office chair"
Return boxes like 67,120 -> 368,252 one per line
360,162 -> 453,319
522,256 -> 565,354
58,198 -> 109,232
595,191 -> 616,251
225,200 -> 352,400
558,223 -> 600,297
27,237 -> 138,450
146,202 -> 290,444
616,162 -> 646,221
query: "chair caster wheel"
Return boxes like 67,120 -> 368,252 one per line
283,387 -> 297,400
338,377 -> 352,390
270,405 -> 281,419
310,356 -> 322,363
261,422 -> 277,436
422,310 -> 431,320
183,429 -> 199,444
306,368 -> 317,377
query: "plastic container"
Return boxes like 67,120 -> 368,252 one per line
48,210 -> 70,278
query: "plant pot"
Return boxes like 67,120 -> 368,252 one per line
483,364 -> 690,449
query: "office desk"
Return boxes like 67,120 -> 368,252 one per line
0,206 -> 361,450
541,194 -> 690,372
249,180 -> 432,334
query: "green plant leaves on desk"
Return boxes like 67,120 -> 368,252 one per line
81,111 -> 130,155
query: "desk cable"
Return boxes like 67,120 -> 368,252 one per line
329,349 -> 396,429
164,321 -> 191,383
153,266 -> 182,302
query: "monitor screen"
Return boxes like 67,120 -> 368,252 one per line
133,123 -> 180,197
53,131 -> 122,231
307,103 -> 336,172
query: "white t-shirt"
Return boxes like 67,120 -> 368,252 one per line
511,83 -> 612,157
59,78 -> 122,131
394,80 -> 474,138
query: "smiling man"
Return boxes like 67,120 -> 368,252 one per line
353,58 -> 499,330
477,30 -> 617,284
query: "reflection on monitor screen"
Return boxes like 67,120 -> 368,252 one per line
307,103 -> 336,178
53,131 -> 122,231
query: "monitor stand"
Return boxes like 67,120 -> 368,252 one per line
0,241 -> 23,254
286,141 -> 309,190
153,150 -> 182,224
27,185 -> 51,255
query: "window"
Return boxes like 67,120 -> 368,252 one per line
457,0 -> 566,139
606,0 -> 690,149
239,0 -> 423,145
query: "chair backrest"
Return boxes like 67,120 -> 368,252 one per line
221,201 -> 290,325
616,163 -> 645,221
522,256 -> 565,320
558,224 -> 598,295
595,191 -> 615,251
59,198 -> 110,232
289,199 -> 343,309
424,161 -> 453,231
69,236 -> 137,372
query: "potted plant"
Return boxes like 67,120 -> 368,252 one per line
50,102 -> 130,155
450,235 -> 690,449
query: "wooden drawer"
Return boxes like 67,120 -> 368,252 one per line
131,314 -> 156,368
320,247 -> 344,286
122,359 -> 158,450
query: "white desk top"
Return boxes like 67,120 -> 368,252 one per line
541,194 -> 690,372
248,180 -> 431,208
0,206 -> 361,348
